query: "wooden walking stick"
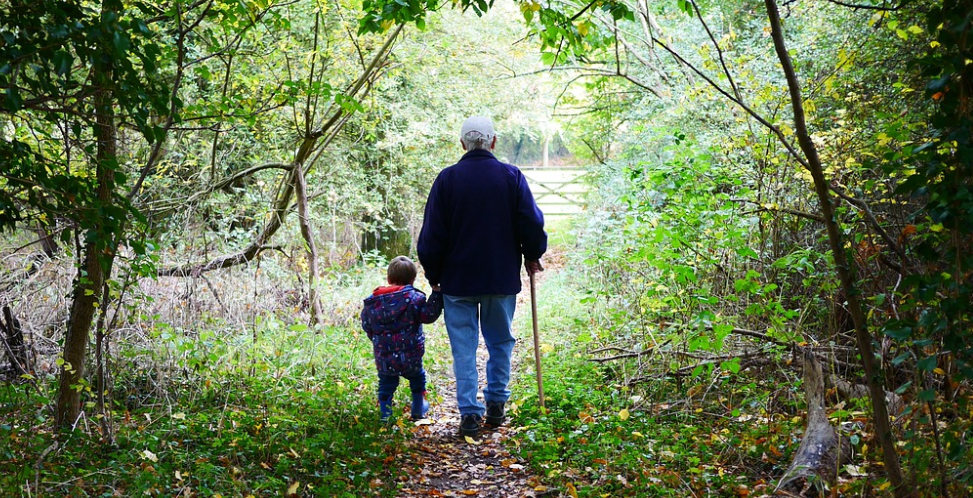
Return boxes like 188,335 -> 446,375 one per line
529,271 -> 546,410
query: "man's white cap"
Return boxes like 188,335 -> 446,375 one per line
460,116 -> 496,143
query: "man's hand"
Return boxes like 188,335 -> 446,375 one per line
525,259 -> 544,276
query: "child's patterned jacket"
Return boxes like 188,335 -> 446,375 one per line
361,285 -> 443,375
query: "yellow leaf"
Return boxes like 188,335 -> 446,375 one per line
933,367 -> 946,375
142,449 -> 158,462
931,40 -> 941,48
540,343 -> 554,354
461,490 -> 479,495
931,223 -> 944,232
287,482 -> 300,496
464,435 -> 480,445
172,412 -> 186,420
632,431 -> 644,438
567,482 -> 579,498
289,447 -> 300,459
618,408 -> 630,421
534,485 -> 548,492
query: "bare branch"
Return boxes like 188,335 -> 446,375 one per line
730,198 -> 826,223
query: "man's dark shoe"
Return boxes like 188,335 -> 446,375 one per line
485,401 -> 505,427
459,414 -> 482,437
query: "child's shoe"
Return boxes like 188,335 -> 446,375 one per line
411,392 -> 429,420
379,399 -> 394,423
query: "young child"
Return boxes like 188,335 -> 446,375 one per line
361,256 -> 443,422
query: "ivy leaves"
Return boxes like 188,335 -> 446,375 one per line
0,1 -> 168,138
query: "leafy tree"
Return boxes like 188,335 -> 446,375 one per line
1,0 -> 402,427
1,0 -> 169,427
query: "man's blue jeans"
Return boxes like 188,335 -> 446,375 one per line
443,294 -> 517,416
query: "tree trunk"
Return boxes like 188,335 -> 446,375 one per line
56,19 -> 118,426
293,160 -> 323,325
778,352 -> 850,494
763,0 -> 908,493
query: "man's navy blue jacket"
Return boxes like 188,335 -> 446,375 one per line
417,149 -> 547,296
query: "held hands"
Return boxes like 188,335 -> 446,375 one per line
525,259 -> 544,276
431,284 -> 442,292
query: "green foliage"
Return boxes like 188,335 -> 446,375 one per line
0,318 -> 406,497
0,0 -> 169,248
510,340 -> 804,497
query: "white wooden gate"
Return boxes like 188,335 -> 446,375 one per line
521,167 -> 587,217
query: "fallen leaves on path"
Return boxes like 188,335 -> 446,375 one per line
392,414 -> 547,498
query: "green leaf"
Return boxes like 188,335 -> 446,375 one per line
916,355 -> 937,372
5,88 -> 23,111
720,358 -> 741,374
884,325 -> 912,341
53,50 -> 73,77
676,0 -> 694,16
113,31 -> 131,56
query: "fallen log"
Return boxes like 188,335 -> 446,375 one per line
777,350 -> 850,495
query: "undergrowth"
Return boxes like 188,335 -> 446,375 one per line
0,319 -> 415,497
507,236 -> 827,497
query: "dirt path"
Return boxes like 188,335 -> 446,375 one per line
393,250 -> 565,497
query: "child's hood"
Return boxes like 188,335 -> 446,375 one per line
362,285 -> 424,324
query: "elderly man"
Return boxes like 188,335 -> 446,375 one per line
417,116 -> 547,437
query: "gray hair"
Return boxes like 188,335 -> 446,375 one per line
461,131 -> 494,151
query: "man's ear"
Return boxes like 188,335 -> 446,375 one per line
460,139 -> 468,151
490,136 -> 497,150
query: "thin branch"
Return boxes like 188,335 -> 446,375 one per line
829,186 -> 909,270
569,0 -> 600,22
690,0 -> 741,101
651,37 -> 810,170
156,245 -> 281,277
730,198 -> 826,223
821,0 -> 905,10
